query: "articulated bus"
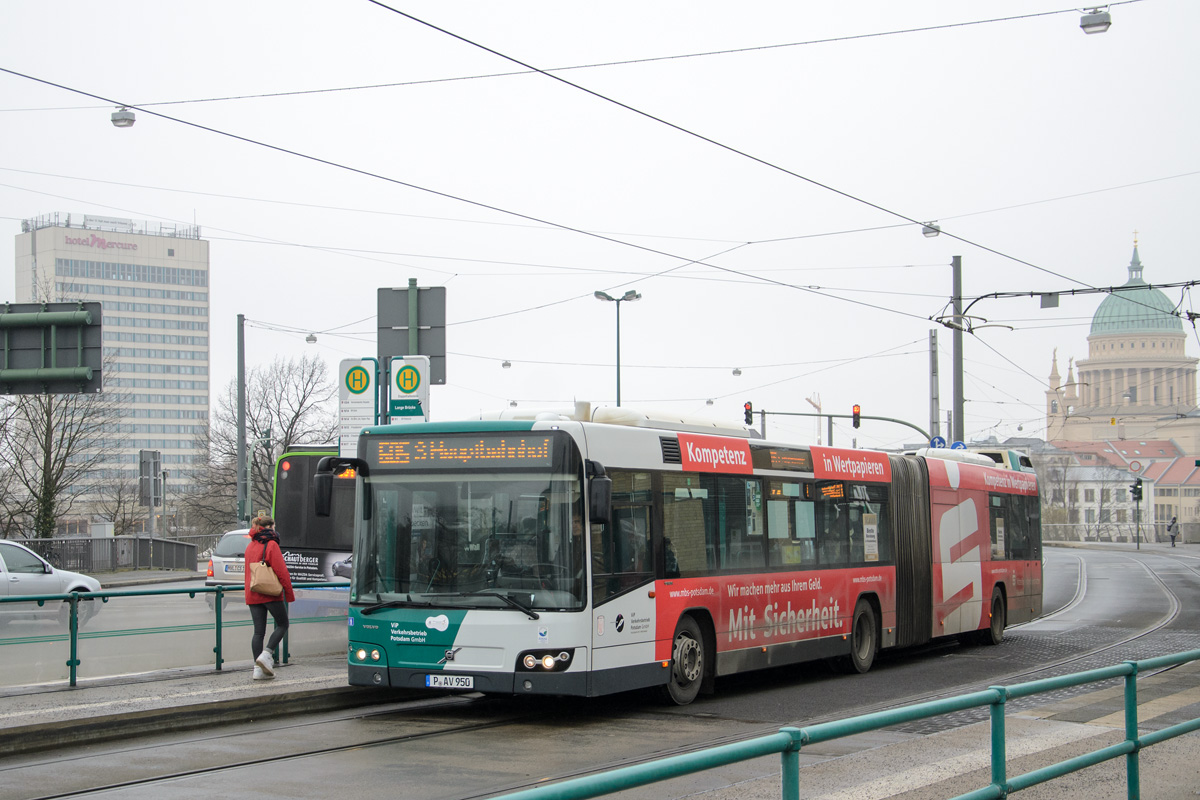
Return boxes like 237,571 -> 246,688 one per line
315,405 -> 1042,704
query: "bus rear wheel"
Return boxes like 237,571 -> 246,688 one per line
841,599 -> 877,674
978,588 -> 1005,646
661,616 -> 706,705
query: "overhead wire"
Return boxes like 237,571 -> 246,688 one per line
0,2 -> 1148,114
368,0 -> 1102,290
0,66 -> 936,326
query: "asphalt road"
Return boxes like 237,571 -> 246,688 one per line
0,579 -> 348,686
3,546 -> 1199,800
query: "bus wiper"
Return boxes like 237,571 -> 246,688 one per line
359,595 -> 433,615
426,590 -> 540,620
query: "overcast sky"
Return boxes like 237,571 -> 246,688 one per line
2,0 -> 1196,450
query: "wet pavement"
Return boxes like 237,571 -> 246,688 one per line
1,547 -> 1197,798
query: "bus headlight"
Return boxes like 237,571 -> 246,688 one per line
355,648 -> 368,661
516,648 -> 576,672
370,649 -> 381,661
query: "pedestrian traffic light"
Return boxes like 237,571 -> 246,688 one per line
1129,477 -> 1143,502
852,404 -> 861,428
744,401 -> 753,425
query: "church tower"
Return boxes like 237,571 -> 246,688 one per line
1049,243 -> 1199,447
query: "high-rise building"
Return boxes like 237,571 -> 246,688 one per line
14,213 -> 209,527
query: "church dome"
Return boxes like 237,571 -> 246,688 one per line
1090,246 -> 1182,335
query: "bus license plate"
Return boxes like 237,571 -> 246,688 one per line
426,674 -> 473,689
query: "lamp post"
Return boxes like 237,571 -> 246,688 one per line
594,289 -> 641,406
237,314 -> 247,523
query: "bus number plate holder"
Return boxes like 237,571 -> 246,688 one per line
426,674 -> 473,689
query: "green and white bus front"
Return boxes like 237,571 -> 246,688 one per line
345,426 -> 594,695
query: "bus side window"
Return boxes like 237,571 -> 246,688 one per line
816,499 -> 847,567
661,473 -> 709,577
593,470 -> 653,604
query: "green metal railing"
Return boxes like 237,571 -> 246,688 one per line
490,649 -> 1200,800
0,582 -> 347,687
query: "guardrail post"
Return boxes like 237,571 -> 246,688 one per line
988,686 -> 1007,795
67,593 -> 80,687
213,586 -> 224,671
779,727 -> 804,800
1123,661 -> 1140,800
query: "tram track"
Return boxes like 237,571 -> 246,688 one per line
7,549 -> 1199,800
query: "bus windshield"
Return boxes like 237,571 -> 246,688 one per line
353,471 -> 586,611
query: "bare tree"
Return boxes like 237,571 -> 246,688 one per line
92,476 -> 143,536
0,388 -> 128,538
0,398 -> 26,538
182,353 -> 337,531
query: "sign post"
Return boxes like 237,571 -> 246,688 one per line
338,358 -> 377,458
388,355 -> 429,423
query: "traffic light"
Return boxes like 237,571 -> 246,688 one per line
852,404 -> 861,428
744,401 -> 753,425
1130,477 -> 1143,503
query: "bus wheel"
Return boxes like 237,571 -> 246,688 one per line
661,616 -> 706,705
842,599 -> 877,674
979,588 -> 1005,646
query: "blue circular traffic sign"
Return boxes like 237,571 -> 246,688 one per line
930,436 -> 946,449
950,440 -> 967,450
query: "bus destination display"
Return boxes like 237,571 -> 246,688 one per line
373,434 -> 555,469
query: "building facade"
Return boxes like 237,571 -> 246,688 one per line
14,213 -> 209,528
1045,245 -> 1199,450
1036,244 -> 1199,542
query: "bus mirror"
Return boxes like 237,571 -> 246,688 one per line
313,470 -> 333,517
589,476 -> 612,524
314,456 -> 371,519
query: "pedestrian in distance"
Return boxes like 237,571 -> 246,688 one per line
1168,516 -> 1179,548
244,515 -> 295,680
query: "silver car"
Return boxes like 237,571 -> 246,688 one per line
205,529 -> 250,608
0,540 -> 103,627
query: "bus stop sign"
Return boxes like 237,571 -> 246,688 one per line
388,355 -> 429,422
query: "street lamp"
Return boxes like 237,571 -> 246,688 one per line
922,222 -> 941,238
594,289 -> 641,406
1080,8 -> 1112,34
111,107 -> 136,128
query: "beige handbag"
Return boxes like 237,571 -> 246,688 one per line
249,546 -> 283,596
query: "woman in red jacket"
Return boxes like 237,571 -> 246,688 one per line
244,516 -> 295,680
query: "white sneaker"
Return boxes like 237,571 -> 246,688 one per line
252,665 -> 268,680
255,650 -> 275,677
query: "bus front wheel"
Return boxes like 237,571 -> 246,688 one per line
661,616 -> 706,705
841,599 -> 877,674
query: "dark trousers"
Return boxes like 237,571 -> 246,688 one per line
250,600 -> 289,659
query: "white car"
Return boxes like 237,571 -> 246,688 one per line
0,540 -> 103,627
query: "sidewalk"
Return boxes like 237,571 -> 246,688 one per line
90,566 -> 205,587
1046,539 -> 1196,555
0,652 -> 407,756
